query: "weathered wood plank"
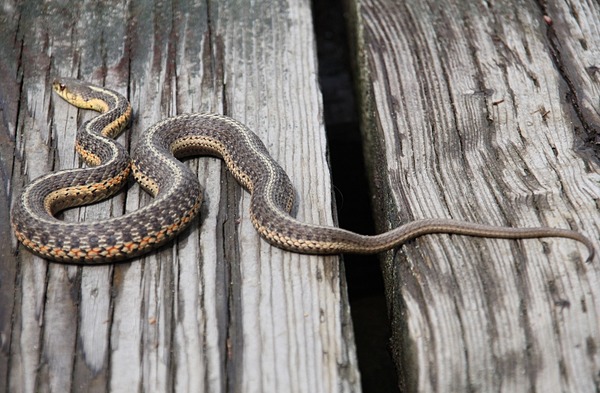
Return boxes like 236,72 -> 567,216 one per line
0,2 -> 21,388
1,0 -> 360,392
347,0 -> 600,391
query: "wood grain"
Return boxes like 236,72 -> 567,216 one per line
1,0 -> 360,392
347,0 -> 600,391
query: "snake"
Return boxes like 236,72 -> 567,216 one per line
10,79 -> 595,264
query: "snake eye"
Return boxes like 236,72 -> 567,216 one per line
58,83 -> 66,91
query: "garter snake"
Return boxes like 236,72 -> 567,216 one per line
11,79 -> 595,263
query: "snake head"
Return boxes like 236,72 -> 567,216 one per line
52,80 -> 67,93
52,78 -> 111,112
52,77 -> 79,95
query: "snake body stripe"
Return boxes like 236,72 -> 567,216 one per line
11,79 -> 595,263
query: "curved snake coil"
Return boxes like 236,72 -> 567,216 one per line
10,79 -> 595,263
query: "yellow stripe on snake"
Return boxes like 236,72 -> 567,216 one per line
10,79 -> 595,263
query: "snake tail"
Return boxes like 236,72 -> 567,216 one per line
132,113 -> 595,262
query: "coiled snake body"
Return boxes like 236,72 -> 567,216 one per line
11,79 -> 595,263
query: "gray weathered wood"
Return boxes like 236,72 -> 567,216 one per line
1,0 -> 360,392
347,0 -> 600,391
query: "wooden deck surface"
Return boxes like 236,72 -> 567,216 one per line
2,0 -> 600,392
347,0 -> 600,391
1,1 -> 359,392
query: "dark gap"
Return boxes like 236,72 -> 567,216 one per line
312,1 -> 400,392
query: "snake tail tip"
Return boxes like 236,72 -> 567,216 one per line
585,248 -> 596,263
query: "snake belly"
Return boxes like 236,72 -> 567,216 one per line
11,80 -> 595,263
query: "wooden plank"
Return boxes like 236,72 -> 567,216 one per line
2,0 -> 360,392
346,0 -> 600,391
0,2 -> 21,387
